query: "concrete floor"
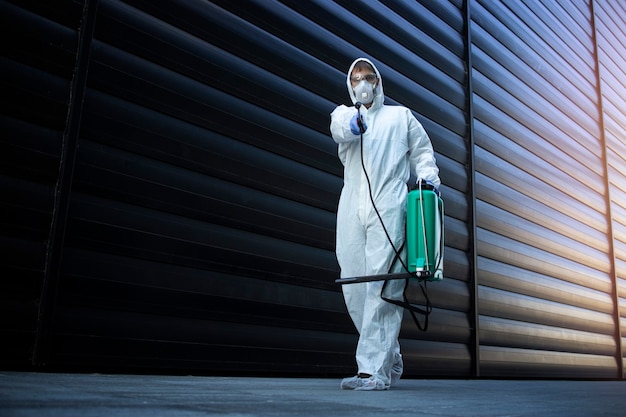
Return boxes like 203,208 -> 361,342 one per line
1,371 -> 625,416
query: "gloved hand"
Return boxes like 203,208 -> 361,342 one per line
419,179 -> 440,196
350,114 -> 367,135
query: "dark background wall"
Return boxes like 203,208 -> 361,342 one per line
1,0 -> 624,379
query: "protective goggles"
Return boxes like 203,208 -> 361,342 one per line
350,73 -> 377,83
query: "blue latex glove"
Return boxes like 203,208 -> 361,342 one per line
349,114 -> 367,135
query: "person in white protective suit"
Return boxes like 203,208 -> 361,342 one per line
330,58 -> 440,390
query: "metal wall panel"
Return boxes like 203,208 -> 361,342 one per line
594,0 -> 626,378
0,0 -> 84,368
472,0 -> 619,378
51,0 -> 349,374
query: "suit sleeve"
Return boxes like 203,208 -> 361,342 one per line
330,105 -> 360,144
407,111 -> 441,188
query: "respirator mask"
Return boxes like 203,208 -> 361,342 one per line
353,79 -> 375,105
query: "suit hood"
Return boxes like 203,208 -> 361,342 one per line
346,58 -> 384,109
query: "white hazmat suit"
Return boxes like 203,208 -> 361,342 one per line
330,58 -> 440,390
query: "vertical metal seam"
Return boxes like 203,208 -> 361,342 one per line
464,0 -> 480,378
33,0 -> 99,366
590,0 -> 623,380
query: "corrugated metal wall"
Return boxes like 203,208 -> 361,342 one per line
1,0 -> 85,367
471,0 -> 621,378
1,0 -> 624,379
594,0 -> 626,378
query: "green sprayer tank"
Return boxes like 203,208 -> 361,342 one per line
406,182 -> 444,281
